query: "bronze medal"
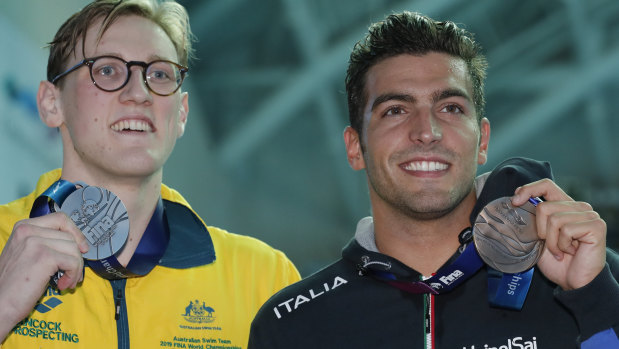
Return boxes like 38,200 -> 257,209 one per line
473,197 -> 544,273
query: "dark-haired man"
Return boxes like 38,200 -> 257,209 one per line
249,11 -> 618,348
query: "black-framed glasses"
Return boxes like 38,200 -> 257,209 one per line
50,55 -> 189,96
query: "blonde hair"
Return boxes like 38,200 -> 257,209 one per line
47,0 -> 194,83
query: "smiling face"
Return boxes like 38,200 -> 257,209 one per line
39,15 -> 188,183
345,53 -> 490,221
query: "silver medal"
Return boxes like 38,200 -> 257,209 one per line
473,197 -> 544,273
60,185 -> 129,260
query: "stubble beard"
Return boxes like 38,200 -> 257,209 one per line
385,183 -> 473,221
366,153 -> 476,221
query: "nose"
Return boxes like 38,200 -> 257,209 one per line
408,108 -> 442,144
119,66 -> 152,104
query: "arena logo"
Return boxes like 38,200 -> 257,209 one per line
35,287 -> 63,314
272,276 -> 348,319
181,300 -> 215,324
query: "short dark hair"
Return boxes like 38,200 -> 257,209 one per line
47,0 -> 194,84
345,11 -> 488,139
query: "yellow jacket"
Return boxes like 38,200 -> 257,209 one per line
0,170 -> 300,348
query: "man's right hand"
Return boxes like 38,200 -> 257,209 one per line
0,212 -> 88,341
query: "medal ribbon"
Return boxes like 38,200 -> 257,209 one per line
30,180 -> 76,218
360,229 -> 533,310
86,197 -> 168,279
487,267 -> 534,310
30,180 -> 170,280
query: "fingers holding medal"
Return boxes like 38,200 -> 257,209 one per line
27,182 -> 130,289
473,178 -> 607,290
511,179 -> 606,290
0,211 -> 87,326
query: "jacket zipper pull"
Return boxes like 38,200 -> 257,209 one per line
115,289 -> 122,321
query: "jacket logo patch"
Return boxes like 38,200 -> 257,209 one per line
182,300 -> 215,323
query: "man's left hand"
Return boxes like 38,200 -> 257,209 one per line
512,178 -> 607,290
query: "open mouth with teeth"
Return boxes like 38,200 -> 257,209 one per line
402,161 -> 448,172
110,120 -> 153,132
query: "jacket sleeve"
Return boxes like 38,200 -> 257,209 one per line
554,249 -> 619,348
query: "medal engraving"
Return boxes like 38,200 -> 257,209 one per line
60,185 -> 129,260
473,197 -> 544,273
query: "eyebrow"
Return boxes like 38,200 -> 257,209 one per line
92,52 -> 171,62
370,88 -> 472,112
432,88 -> 472,104
370,93 -> 416,112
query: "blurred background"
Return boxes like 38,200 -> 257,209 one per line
1,0 -> 618,276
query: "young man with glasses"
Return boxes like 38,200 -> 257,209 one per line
0,1 -> 300,348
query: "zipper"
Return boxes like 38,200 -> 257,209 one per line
115,288 -> 122,320
111,279 -> 130,349
423,293 -> 435,349
422,274 -> 435,349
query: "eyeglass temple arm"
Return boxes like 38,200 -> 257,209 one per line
50,60 -> 87,84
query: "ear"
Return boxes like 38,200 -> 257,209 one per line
477,117 -> 490,165
37,80 -> 63,127
344,126 -> 366,171
176,91 -> 189,138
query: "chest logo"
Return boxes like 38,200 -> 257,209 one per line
35,288 -> 63,314
182,300 -> 215,324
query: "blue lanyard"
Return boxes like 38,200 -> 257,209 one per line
368,241 -> 483,294
361,229 -> 533,310
30,180 -> 170,280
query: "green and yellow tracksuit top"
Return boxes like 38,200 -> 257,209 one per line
0,169 -> 301,348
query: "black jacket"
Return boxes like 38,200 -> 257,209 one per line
249,158 -> 619,348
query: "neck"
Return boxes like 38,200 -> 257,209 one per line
60,168 -> 163,266
373,190 -> 476,276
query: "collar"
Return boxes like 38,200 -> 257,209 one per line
159,200 -> 215,268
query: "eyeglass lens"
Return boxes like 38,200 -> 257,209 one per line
91,57 -> 183,95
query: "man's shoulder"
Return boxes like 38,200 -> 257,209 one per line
159,183 -> 287,258
0,170 -> 60,218
278,258 -> 353,295
254,258 -> 358,321
161,196 -> 299,280
0,195 -> 30,246
208,225 -> 290,260
0,182 -> 42,244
